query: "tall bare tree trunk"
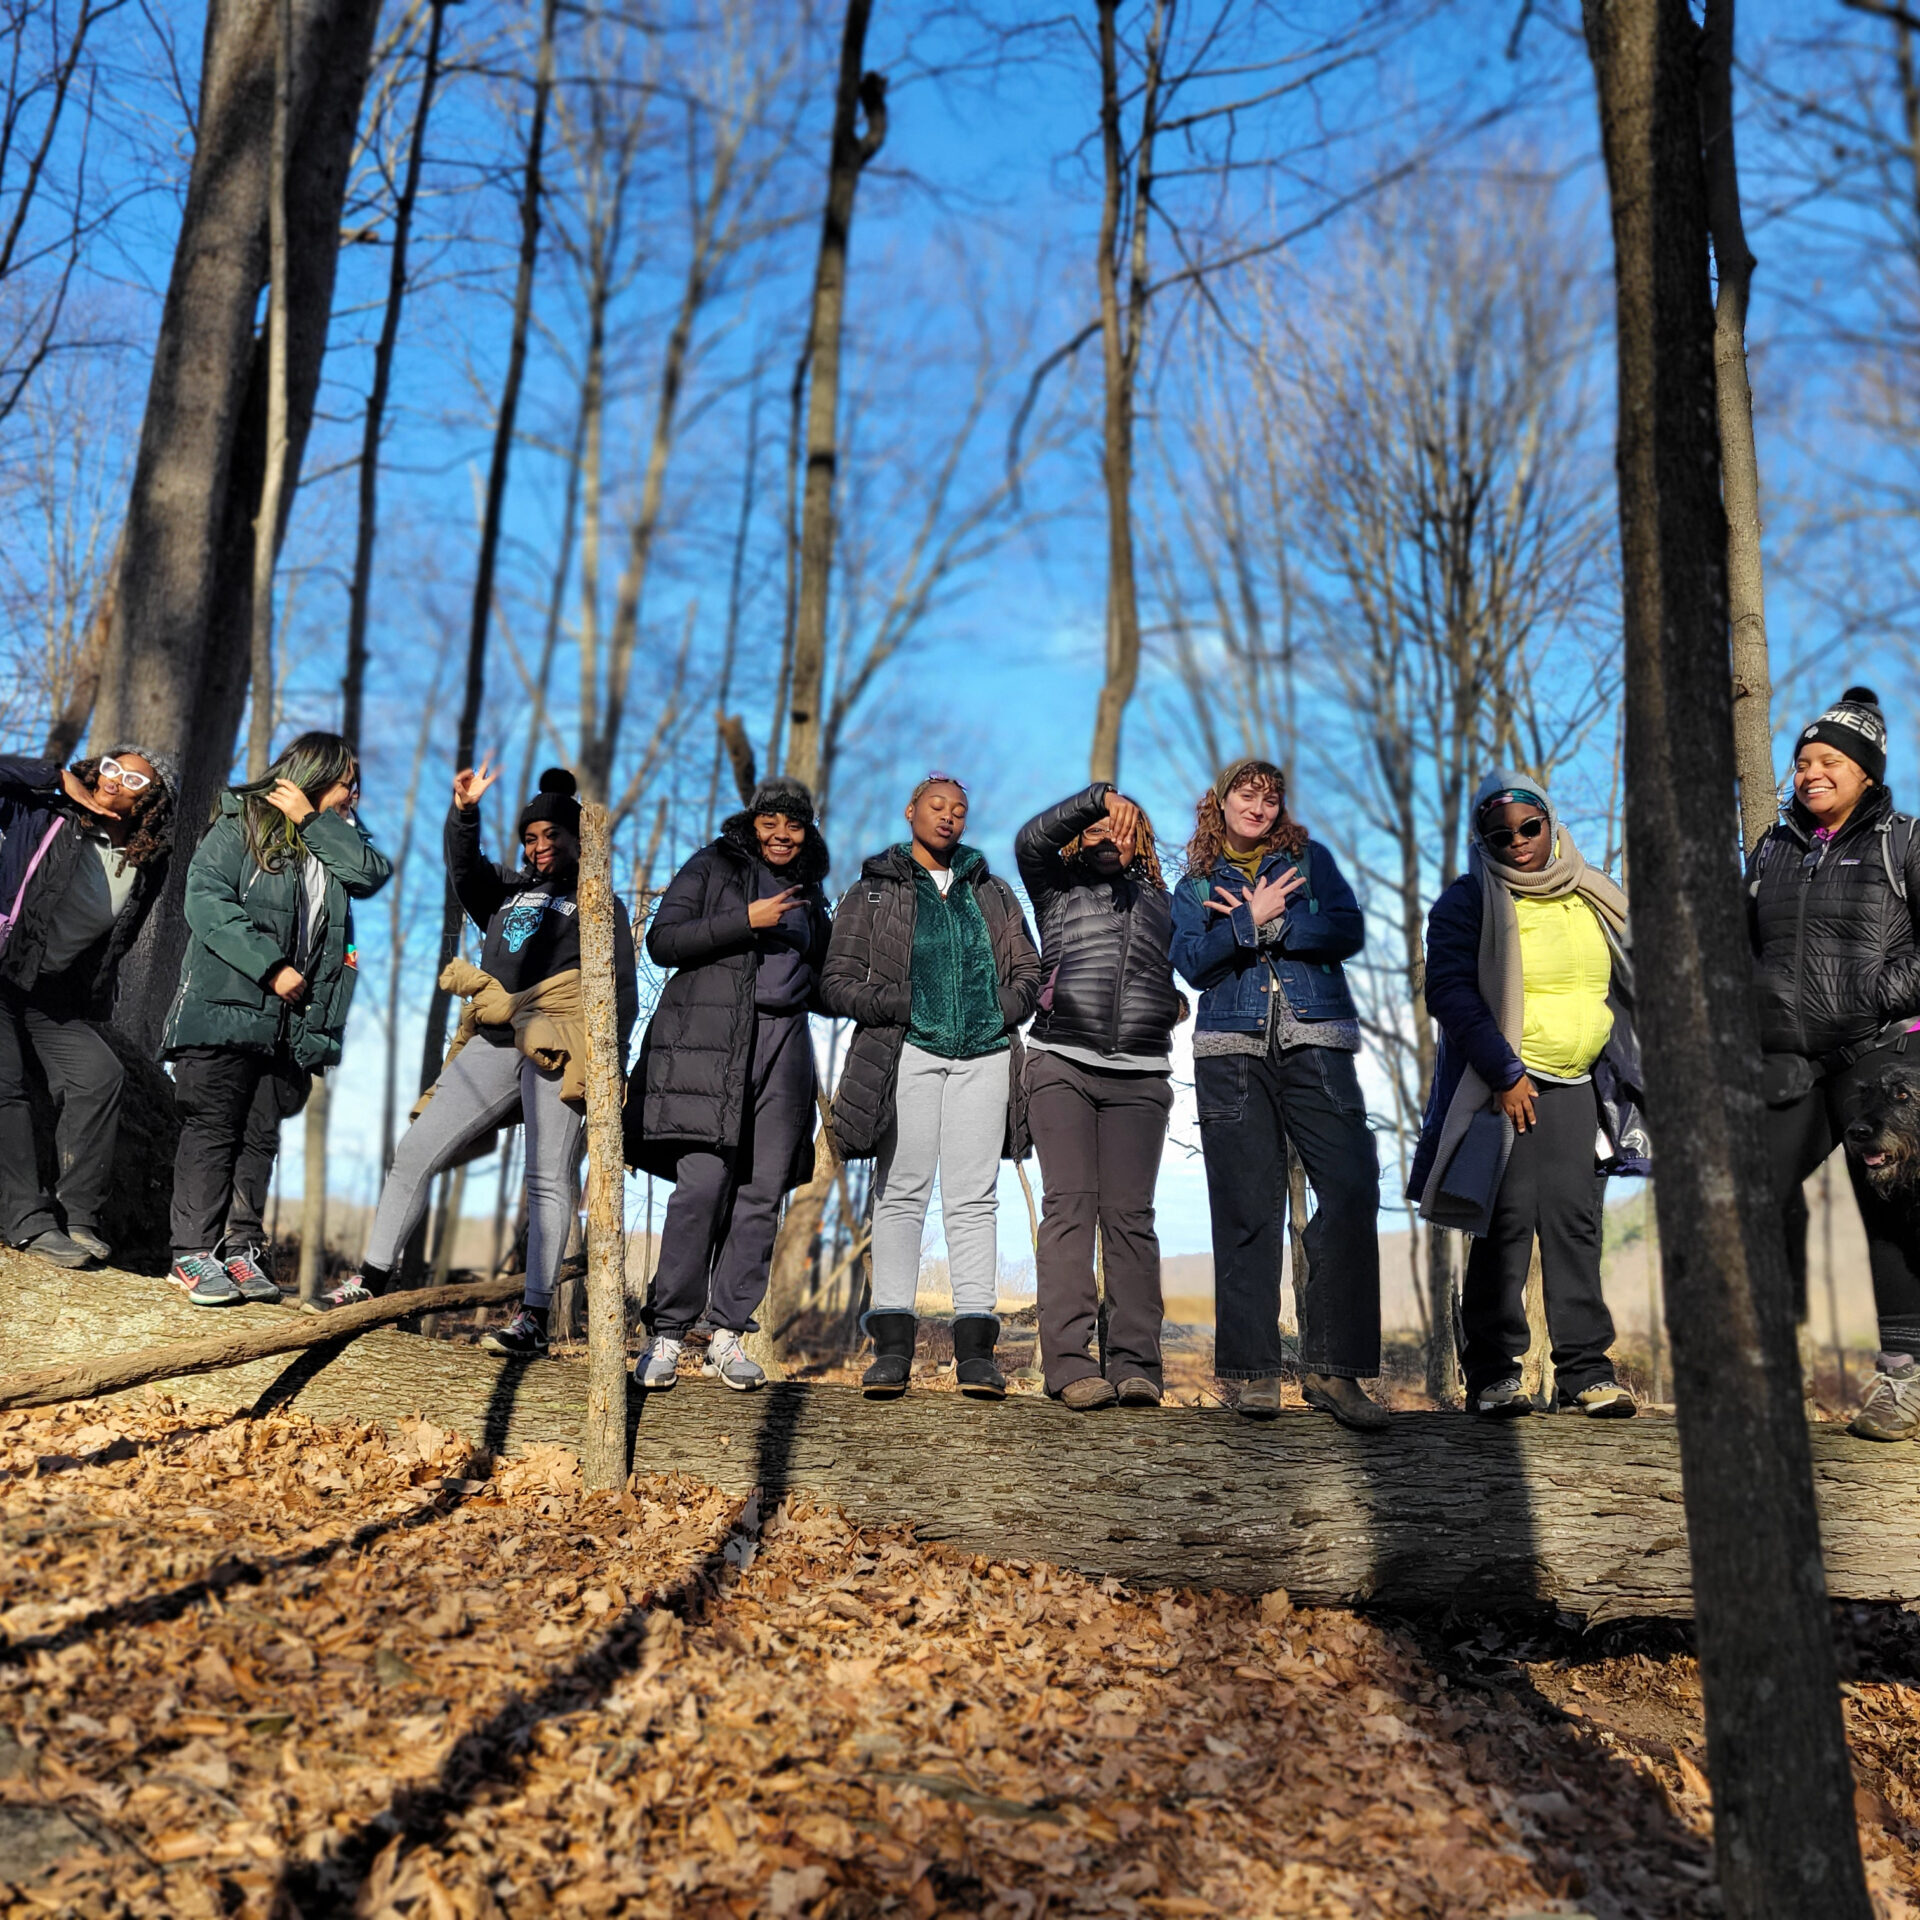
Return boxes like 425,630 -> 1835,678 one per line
1583,1 -> 1871,1910
1700,0 -> 1774,854
777,0 -> 887,796
418,0 -> 559,1100
579,802 -> 628,1489
295,1078 -> 328,1302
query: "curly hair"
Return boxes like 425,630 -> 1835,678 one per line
1182,759 -> 1308,877
1061,795 -> 1166,889
67,757 -> 173,869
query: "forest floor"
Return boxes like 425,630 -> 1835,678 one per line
1,1396 -> 1917,1919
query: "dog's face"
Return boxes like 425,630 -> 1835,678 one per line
1845,1069 -> 1920,1196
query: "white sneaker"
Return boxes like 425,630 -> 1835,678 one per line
704,1328 -> 765,1392
635,1334 -> 683,1390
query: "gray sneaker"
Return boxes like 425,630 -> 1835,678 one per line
635,1334 -> 683,1390
1850,1365 -> 1920,1442
23,1228 -> 94,1269
704,1329 -> 765,1391
222,1244 -> 284,1303
66,1226 -> 112,1264
170,1254 -> 244,1307
1474,1376 -> 1533,1418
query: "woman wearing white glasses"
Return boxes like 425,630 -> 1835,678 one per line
0,745 -> 177,1268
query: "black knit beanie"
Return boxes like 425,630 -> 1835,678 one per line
745,776 -> 815,827
1797,686 -> 1888,786
516,767 -> 581,839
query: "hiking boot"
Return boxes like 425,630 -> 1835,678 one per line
1235,1375 -> 1283,1419
1473,1376 -> 1532,1418
65,1226 -> 111,1264
1303,1372 -> 1391,1432
1568,1380 -> 1637,1420
952,1315 -> 1006,1399
481,1306 -> 549,1358
636,1334 -> 683,1390
1060,1376 -> 1118,1411
1850,1363 -> 1920,1442
704,1329 -> 765,1392
23,1228 -> 94,1270
863,1311 -> 916,1399
222,1244 -> 284,1303
302,1274 -> 376,1315
1115,1376 -> 1163,1407
170,1253 -> 243,1306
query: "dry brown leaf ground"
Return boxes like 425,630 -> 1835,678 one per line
0,1395 -> 1915,1920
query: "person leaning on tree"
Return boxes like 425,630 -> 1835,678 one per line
0,743 -> 176,1270
1015,780 -> 1181,1410
626,778 -> 833,1395
309,762 -> 636,1352
163,732 -> 389,1308
821,773 -> 1042,1402
1169,758 -> 1388,1432
1409,772 -> 1646,1421
1746,687 -> 1920,1443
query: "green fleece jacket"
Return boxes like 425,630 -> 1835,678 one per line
905,844 -> 1010,1059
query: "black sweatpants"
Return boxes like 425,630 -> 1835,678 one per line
648,1012 -> 816,1337
1766,1041 -> 1920,1360
1460,1079 -> 1616,1402
1026,1049 -> 1173,1393
0,989 -> 123,1245
169,1046 -> 311,1259
1196,1042 -> 1381,1380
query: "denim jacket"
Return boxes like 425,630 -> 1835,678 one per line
1170,841 -> 1364,1033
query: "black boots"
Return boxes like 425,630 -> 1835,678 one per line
863,1311 -> 916,1399
952,1315 -> 1006,1400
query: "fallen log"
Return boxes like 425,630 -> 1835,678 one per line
2,1257 -> 1915,1619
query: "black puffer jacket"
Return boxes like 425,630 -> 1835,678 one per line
1747,784 -> 1920,1061
1014,782 -> 1179,1061
625,815 -> 831,1183
820,845 -> 1042,1160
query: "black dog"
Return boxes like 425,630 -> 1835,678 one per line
1844,1068 -> 1920,1198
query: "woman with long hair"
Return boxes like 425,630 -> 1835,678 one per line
1170,758 -> 1387,1429
821,774 -> 1042,1399
312,762 -> 637,1357
1016,782 -> 1181,1408
163,732 -> 389,1306
0,743 -> 175,1267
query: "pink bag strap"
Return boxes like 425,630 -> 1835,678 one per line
0,815 -> 67,938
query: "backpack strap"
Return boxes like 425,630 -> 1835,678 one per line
1879,812 -> 1917,904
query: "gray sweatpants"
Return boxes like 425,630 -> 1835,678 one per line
364,1036 -> 583,1307
869,1043 -> 1008,1317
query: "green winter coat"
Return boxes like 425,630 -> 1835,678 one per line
161,794 -> 392,1070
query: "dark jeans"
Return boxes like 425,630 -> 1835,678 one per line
1197,1043 -> 1380,1380
1766,1041 -> 1920,1359
1027,1049 -> 1172,1393
648,1011 -> 816,1336
169,1046 -> 311,1259
1461,1079 -> 1616,1401
0,989 -> 123,1244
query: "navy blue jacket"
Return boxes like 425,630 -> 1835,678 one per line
1169,840 -> 1362,1033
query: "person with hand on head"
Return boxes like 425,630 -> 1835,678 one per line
626,778 -> 833,1393
164,732 -> 388,1306
1016,782 -> 1181,1409
0,743 -> 175,1269
1169,758 -> 1387,1430
309,763 -> 637,1349
822,773 -> 1042,1400
1409,773 -> 1643,1420
1746,688 -> 1920,1441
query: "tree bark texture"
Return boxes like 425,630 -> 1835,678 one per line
1700,0 -> 1776,856
1583,0 -> 1871,1910
94,0 -> 384,1051
778,0 -> 887,797
578,803 -> 628,1490
295,1074 -> 327,1303
6,1259 -> 1920,1621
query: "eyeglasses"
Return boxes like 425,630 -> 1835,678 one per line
1484,815 -> 1547,853
97,756 -> 152,793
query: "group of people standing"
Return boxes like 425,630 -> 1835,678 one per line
2,683 -> 1916,1440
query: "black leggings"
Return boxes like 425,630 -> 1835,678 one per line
1766,1042 -> 1920,1359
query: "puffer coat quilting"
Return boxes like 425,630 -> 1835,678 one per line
1014,782 -> 1179,1059
820,844 -> 1042,1160
1747,785 -> 1920,1061
626,820 -> 830,1183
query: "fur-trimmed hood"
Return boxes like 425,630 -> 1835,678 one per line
719,810 -> 832,888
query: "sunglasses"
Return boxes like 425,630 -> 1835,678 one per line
97,756 -> 153,793
1484,815 -> 1547,853
916,772 -> 969,796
